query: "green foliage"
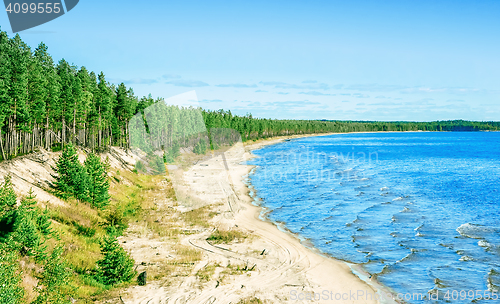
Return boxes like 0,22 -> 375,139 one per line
73,222 -> 96,237
0,183 -> 72,303
11,203 -> 44,257
149,154 -> 165,175
134,161 -> 146,174
1,189 -> 48,259
84,153 -> 110,209
51,144 -> 89,202
51,146 -> 111,210
0,245 -> 24,304
0,175 -> 17,218
104,209 -> 128,235
33,246 -> 71,304
193,138 -> 208,155
134,154 -> 165,175
95,233 -> 136,286
164,143 -> 180,163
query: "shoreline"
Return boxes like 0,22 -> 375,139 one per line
238,132 -> 399,303
118,131 -> 402,303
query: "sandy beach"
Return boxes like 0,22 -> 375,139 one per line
118,134 -> 398,304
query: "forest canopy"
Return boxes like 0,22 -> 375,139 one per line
0,30 -> 499,161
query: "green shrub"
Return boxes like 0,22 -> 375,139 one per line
149,155 -> 165,175
84,153 -> 110,209
51,144 -> 90,202
0,245 -> 24,304
134,161 -> 146,174
193,138 -> 208,155
95,233 -> 136,285
8,190 -> 48,259
74,222 -> 96,237
0,175 -> 17,239
164,143 -> 180,163
33,247 -> 71,304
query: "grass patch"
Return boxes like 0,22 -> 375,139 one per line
207,229 -> 248,244
237,297 -> 268,304
196,262 -> 220,282
173,244 -> 202,264
222,262 -> 256,276
182,205 -> 213,228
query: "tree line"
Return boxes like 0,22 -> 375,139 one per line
1,29 -> 499,162
0,30 -> 143,161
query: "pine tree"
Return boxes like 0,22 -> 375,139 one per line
33,42 -> 60,150
7,34 -> 31,155
0,30 -> 12,160
28,42 -> 48,149
96,233 -> 136,285
11,202 -> 42,257
33,246 -> 70,304
51,144 -> 89,201
95,72 -> 112,149
193,138 -> 207,154
76,67 -> 94,147
0,175 -> 17,216
10,190 -> 46,258
84,153 -> 110,209
56,59 -> 74,145
0,244 -> 24,304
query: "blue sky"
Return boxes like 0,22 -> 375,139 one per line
1,0 -> 499,121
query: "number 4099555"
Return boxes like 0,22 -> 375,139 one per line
6,3 -> 61,14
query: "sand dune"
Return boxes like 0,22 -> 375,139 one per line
122,135 -> 398,304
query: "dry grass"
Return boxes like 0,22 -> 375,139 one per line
206,229 -> 248,244
196,262 -> 220,282
182,205 -> 214,228
173,244 -> 203,264
237,297 -> 269,304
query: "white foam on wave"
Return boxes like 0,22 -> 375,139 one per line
478,240 -> 493,249
457,223 -> 493,239
380,187 -> 389,191
459,255 -> 474,262
401,207 -> 411,213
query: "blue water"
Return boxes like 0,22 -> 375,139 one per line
247,132 -> 500,303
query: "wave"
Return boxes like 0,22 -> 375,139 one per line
401,207 -> 411,213
459,255 -> 473,261
456,223 -> 495,239
248,132 -> 500,302
487,269 -> 500,292
355,184 -> 371,190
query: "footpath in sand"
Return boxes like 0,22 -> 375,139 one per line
120,135 -> 398,304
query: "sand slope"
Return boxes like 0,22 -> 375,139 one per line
122,136 -> 398,304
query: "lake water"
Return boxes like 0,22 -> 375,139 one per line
247,132 -> 500,303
